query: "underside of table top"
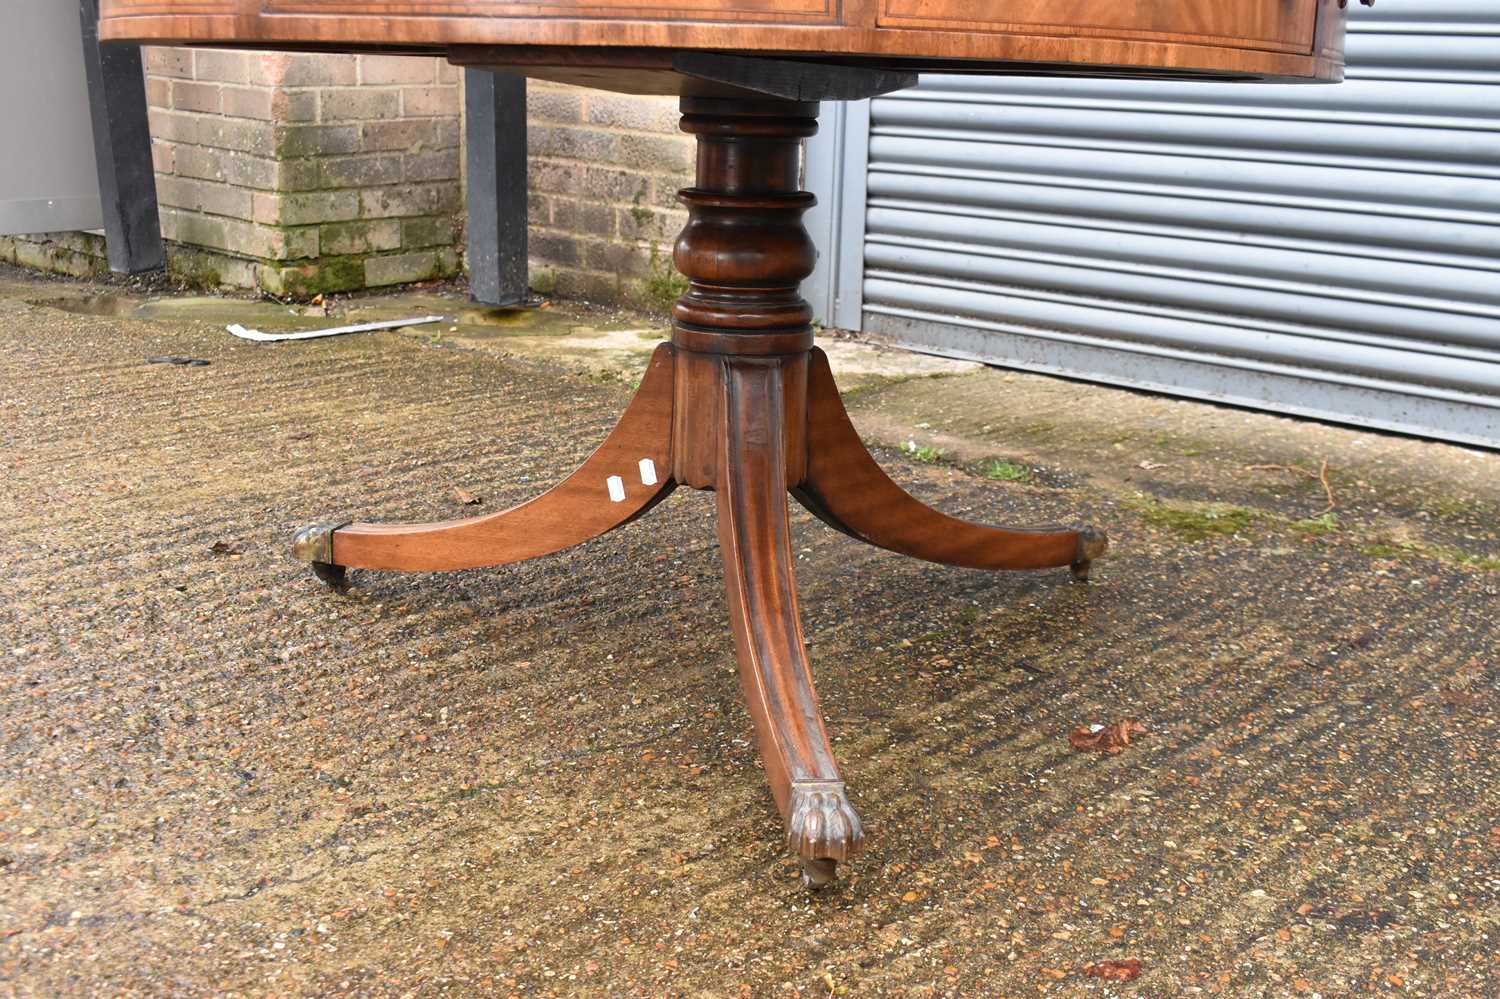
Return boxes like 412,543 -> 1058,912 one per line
100,0 -> 1351,90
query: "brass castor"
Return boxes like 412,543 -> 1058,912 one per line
292,521 -> 350,590
801,857 -> 838,889
1070,527 -> 1110,582
310,560 -> 347,588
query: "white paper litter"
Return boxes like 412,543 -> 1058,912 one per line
226,315 -> 447,342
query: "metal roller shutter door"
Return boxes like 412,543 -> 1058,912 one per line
859,1 -> 1500,448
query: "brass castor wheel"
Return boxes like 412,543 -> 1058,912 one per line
801,857 -> 838,889
292,521 -> 350,590
310,560 -> 347,588
1070,527 -> 1110,582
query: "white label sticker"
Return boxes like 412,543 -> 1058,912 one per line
606,475 -> 626,503
639,458 -> 658,486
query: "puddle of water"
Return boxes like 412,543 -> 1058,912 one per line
453,306 -> 536,327
439,308 -> 626,341
31,294 -> 144,318
34,292 -> 336,330
137,297 -> 318,326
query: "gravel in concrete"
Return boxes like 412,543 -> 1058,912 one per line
2,269 -> 1497,997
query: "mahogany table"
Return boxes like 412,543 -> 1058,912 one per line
101,0 -> 1359,887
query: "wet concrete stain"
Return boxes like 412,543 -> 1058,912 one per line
1,267 -> 1497,997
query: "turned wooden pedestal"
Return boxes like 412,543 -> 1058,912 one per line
293,97 -> 1106,886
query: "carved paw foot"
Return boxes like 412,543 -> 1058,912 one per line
1070,527 -> 1109,582
786,781 -> 864,883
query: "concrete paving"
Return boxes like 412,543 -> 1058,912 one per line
2,266 -> 1497,997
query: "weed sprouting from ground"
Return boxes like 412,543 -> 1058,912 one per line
983,459 -> 1033,483
904,440 -> 946,464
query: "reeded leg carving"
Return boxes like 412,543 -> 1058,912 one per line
793,348 -> 1108,575
672,98 -> 864,885
715,358 -> 864,883
290,344 -> 676,576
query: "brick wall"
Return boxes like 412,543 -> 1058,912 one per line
145,48 -> 463,296
0,231 -> 110,280
524,83 -> 694,310
4,52 -> 698,308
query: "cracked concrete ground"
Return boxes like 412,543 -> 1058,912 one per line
2,267 -> 1497,998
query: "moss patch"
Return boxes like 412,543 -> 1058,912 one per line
1361,539 -> 1500,572
643,243 -> 688,314
166,251 -> 224,292
530,267 -> 558,295
1290,512 -> 1339,535
1141,501 -> 1258,540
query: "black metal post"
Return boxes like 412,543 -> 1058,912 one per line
464,69 -> 529,306
78,0 -> 164,274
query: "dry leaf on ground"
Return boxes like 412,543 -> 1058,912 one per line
1083,959 -> 1142,982
1069,719 -> 1147,754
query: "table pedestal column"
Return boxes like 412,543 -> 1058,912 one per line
669,99 -> 862,887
